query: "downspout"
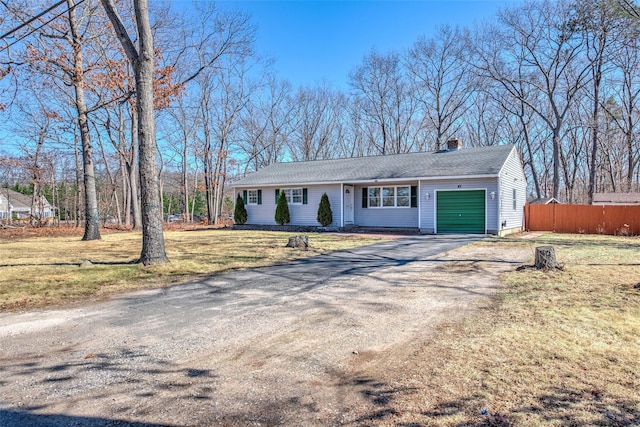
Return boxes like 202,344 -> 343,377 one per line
340,183 -> 344,228
497,175 -> 502,236
417,180 -> 421,231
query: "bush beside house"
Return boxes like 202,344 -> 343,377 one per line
274,190 -> 290,225
234,193 -> 247,225
317,193 -> 333,226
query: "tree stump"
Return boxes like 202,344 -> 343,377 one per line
534,246 -> 560,271
286,235 -> 309,249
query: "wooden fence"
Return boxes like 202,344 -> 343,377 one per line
524,204 -> 640,235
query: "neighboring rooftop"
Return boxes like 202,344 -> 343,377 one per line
529,197 -> 561,205
592,193 -> 640,205
234,144 -> 516,187
0,187 -> 34,210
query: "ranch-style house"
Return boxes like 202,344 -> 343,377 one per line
233,139 -> 527,235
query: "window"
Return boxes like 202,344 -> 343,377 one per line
367,186 -> 411,208
397,186 -> 410,207
248,189 -> 258,205
368,187 -> 381,207
382,187 -> 395,206
291,188 -> 303,204
513,188 -> 517,210
283,188 -> 303,205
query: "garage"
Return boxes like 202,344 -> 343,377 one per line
436,190 -> 486,233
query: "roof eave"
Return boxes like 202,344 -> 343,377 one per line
232,174 -> 499,188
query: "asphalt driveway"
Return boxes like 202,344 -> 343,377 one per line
0,233 -> 516,426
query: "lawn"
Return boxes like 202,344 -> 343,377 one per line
378,233 -> 640,426
0,228 -> 387,311
1,230 -> 638,425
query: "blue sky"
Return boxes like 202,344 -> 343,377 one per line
210,0 -> 519,89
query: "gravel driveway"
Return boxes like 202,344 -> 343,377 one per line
0,234 -> 522,426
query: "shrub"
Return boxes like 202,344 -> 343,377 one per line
234,193 -> 247,225
274,190 -> 290,225
317,193 -> 333,226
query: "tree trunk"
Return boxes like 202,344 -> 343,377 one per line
552,130 -> 561,200
520,109 -> 541,198
129,107 -> 142,229
200,96 -> 215,224
67,0 -> 101,240
534,246 -> 560,271
30,131 -> 44,226
100,0 -> 168,265
134,0 -> 168,265
74,137 -> 83,227
182,129 -> 190,222
588,46 -> 604,204
286,235 -> 309,249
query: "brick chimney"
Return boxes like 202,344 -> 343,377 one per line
446,138 -> 462,151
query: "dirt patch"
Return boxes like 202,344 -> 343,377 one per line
0,239 -> 528,426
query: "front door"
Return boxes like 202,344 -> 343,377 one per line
343,185 -> 354,225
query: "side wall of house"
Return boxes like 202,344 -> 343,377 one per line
238,184 -> 342,226
0,194 -> 8,219
498,148 -> 528,235
419,177 -> 500,233
353,182 -> 419,227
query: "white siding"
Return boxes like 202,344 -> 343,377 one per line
354,183 -> 419,228
419,178 -> 499,233
239,184 -> 342,226
0,195 -> 8,219
498,147 -> 528,235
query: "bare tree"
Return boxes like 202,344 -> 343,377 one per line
602,14 -> 640,191
100,0 -> 168,265
574,0 -> 624,202
288,83 -> 345,161
408,25 -> 475,150
197,55 -> 253,223
5,0 -> 104,237
9,92 -> 61,225
349,49 -> 414,155
474,0 -> 592,199
239,76 -> 294,173
164,94 -> 199,222
66,0 -> 101,239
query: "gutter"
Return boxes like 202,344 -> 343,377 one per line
233,174 -> 499,188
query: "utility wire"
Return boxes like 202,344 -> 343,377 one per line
0,0 -> 66,40
0,0 -> 87,54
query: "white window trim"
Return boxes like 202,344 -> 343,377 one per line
283,188 -> 303,205
368,185 -> 411,208
247,189 -> 258,205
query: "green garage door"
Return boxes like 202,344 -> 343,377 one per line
436,190 -> 486,234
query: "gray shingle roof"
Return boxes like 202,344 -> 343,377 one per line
234,144 -> 515,187
0,188 -> 34,210
592,193 -> 640,205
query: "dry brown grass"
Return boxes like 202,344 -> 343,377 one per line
369,233 -> 640,426
0,228 -> 387,311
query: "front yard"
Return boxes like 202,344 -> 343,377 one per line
0,228 -> 387,311
0,229 -> 637,425
371,233 -> 640,426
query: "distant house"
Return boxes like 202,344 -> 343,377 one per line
592,193 -> 640,206
0,188 -> 55,220
233,140 -> 527,235
529,197 -> 561,205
